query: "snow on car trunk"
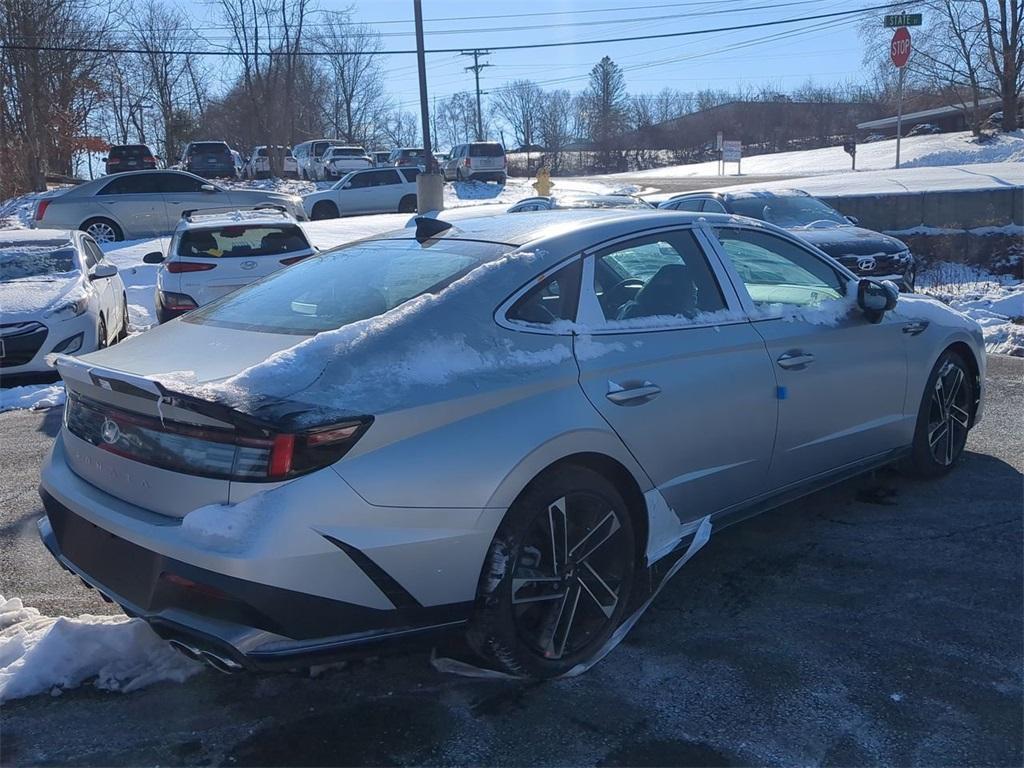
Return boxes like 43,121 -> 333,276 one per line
0,595 -> 200,702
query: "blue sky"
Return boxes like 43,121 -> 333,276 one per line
182,0 -> 875,113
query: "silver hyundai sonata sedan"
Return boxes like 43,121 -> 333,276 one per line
38,209 -> 985,677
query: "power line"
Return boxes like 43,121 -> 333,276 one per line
0,4 -> 894,57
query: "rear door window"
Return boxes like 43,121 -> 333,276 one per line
593,231 -> 727,322
156,173 -> 209,193
668,198 -> 704,212
98,174 -> 161,195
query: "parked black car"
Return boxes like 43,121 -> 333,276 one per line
104,144 -> 160,175
180,141 -> 237,179
659,189 -> 917,290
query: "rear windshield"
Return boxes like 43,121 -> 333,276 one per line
727,194 -> 847,227
108,145 -> 150,159
185,239 -> 508,335
470,143 -> 505,157
401,149 -> 424,158
189,143 -> 230,155
0,245 -> 77,280
178,225 -> 310,259
331,147 -> 365,156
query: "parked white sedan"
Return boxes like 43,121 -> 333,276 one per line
303,168 -> 420,219
0,229 -> 128,376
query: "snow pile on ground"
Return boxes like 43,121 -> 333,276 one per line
616,130 -> 1024,180
0,383 -> 66,413
919,262 -> 1024,356
0,595 -> 201,702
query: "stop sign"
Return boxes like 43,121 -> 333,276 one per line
891,26 -> 911,68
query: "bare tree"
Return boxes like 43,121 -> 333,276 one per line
537,89 -> 573,170
490,79 -> 543,149
128,0 -> 201,162
435,92 -> 478,148
980,0 -> 1023,130
313,13 -> 388,147
382,109 -> 419,147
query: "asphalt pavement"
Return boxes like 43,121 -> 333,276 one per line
1,356 -> 1021,767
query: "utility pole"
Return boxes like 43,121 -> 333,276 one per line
460,49 -> 492,140
413,0 -> 443,211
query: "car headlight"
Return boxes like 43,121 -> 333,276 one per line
45,296 -> 89,319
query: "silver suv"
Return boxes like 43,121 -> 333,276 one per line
443,142 -> 506,183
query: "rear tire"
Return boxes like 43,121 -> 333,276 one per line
81,218 -> 122,243
96,317 -> 108,350
117,298 -> 130,341
398,195 -> 417,213
467,465 -> 637,678
906,350 -> 974,477
311,201 -> 338,220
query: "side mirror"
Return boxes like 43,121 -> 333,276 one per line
846,215 -> 859,226
142,251 -> 164,264
343,182 -> 352,189
89,263 -> 118,280
200,184 -> 216,193
857,278 -> 898,322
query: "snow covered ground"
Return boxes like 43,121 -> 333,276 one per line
918,262 -> 1024,357
615,130 -> 1024,180
0,594 -> 201,702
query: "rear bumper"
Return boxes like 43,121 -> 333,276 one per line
37,497 -> 470,670
466,170 -> 506,182
36,436 -> 482,669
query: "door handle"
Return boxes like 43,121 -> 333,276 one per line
902,320 -> 929,336
606,381 -> 661,405
776,351 -> 815,370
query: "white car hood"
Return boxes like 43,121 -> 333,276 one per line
0,274 -> 83,320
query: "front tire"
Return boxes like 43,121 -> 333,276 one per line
906,350 -> 974,477
311,201 -> 338,220
81,218 -> 123,243
467,465 -> 637,678
96,317 -> 108,350
398,194 -> 417,213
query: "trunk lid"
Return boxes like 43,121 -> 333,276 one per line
54,322 -> 302,517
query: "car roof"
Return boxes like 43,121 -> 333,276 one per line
379,208 -> 732,248
0,229 -> 77,245
173,210 -> 300,233
669,188 -> 809,201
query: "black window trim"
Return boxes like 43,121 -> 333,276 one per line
704,221 -> 858,320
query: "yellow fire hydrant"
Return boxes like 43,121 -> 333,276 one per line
532,166 -> 554,197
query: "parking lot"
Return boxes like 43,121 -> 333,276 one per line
2,355 -> 1020,767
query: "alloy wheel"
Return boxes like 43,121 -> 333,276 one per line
87,222 -> 117,243
511,493 -> 631,661
927,360 -> 970,466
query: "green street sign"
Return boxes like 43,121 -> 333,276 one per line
884,13 -> 922,27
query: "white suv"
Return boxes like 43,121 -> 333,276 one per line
292,139 -> 337,181
149,209 -> 316,323
319,146 -> 373,180
443,142 -> 507,183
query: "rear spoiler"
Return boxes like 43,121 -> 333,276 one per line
53,355 -> 273,433
180,204 -> 288,221
52,355 -> 360,434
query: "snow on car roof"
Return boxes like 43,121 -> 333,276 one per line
174,209 -> 298,232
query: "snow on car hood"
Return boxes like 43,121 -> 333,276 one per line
0,273 -> 84,318
789,224 -> 908,257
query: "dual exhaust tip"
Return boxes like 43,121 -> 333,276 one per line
167,639 -> 244,674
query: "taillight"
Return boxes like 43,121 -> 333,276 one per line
35,200 -> 50,220
464,157 -> 471,167
158,291 -> 198,311
265,421 -> 370,479
107,158 -> 121,165
167,261 -> 217,273
65,390 -> 372,482
279,254 -> 311,266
